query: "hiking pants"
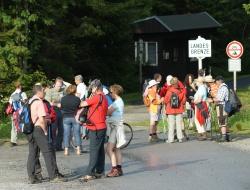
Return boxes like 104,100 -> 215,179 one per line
27,127 -> 56,179
87,129 -> 106,176
10,116 -> 18,143
168,114 -> 183,142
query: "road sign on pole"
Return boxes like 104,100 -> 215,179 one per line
226,41 -> 244,60
189,36 -> 211,70
226,41 -> 244,91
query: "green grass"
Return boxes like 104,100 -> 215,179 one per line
0,117 -> 11,139
123,92 -> 142,105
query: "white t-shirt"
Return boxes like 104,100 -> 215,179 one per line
77,83 -> 87,100
9,89 -> 27,104
194,84 -> 207,102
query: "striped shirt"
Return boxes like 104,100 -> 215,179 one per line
216,83 -> 229,105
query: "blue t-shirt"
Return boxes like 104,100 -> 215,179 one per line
109,97 -> 124,120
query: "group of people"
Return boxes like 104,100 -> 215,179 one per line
8,76 -> 126,183
143,70 -> 230,143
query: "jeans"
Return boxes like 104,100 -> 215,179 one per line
87,129 -> 106,176
52,108 -> 63,150
63,117 -> 81,148
27,127 -> 56,179
168,114 -> 183,142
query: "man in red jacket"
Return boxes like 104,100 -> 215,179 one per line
164,77 -> 186,143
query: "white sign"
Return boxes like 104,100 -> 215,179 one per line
228,58 -> 241,72
189,36 -> 211,58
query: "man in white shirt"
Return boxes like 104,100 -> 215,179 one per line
75,75 -> 87,100
9,81 -> 27,146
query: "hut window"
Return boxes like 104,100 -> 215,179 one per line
134,41 -> 158,66
145,42 -> 158,66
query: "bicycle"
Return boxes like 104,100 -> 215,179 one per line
70,122 -> 133,150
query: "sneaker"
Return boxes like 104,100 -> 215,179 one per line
94,172 -> 104,178
56,172 -> 65,178
178,139 -> 183,143
166,140 -> 174,143
106,168 -> 119,177
10,142 -> 17,147
117,168 -> 123,176
148,136 -> 153,143
50,176 -> 67,183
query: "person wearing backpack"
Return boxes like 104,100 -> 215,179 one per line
27,85 -> 66,184
212,76 -> 230,142
79,79 -> 108,182
8,81 -> 27,146
164,77 -> 186,143
147,80 -> 164,143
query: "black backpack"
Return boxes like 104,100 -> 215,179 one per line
170,92 -> 179,108
224,88 -> 242,117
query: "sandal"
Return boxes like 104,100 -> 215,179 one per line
79,175 -> 96,182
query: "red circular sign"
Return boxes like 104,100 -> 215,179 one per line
226,41 -> 244,59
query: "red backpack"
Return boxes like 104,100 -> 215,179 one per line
43,100 -> 57,123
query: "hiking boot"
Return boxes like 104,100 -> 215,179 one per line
56,172 -> 65,178
106,168 -> 119,177
218,134 -> 227,142
226,133 -> 231,142
206,131 -> 212,140
35,173 -> 44,181
50,176 -> 67,183
197,133 -> 206,141
117,167 -> 123,176
152,135 -> 161,142
29,177 -> 42,184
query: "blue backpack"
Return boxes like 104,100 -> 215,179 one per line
19,99 -> 39,134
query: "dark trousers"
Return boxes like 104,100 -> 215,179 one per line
52,108 -> 63,150
87,129 -> 106,176
27,127 -> 56,179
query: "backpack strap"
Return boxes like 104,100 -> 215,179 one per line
29,98 -> 40,125
87,94 -> 103,122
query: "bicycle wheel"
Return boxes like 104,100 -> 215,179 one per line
120,122 -> 133,149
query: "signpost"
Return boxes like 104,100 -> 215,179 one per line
189,36 -> 211,70
226,41 -> 244,91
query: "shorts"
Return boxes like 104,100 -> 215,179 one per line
149,112 -> 160,124
216,104 -> 228,127
106,120 -> 122,144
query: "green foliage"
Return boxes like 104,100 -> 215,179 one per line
243,3 -> 250,14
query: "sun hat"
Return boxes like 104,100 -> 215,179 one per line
166,75 -> 173,85
204,75 -> 215,83
147,80 -> 159,88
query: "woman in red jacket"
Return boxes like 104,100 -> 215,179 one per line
164,77 -> 186,143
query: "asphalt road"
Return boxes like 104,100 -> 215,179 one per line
1,131 -> 250,190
